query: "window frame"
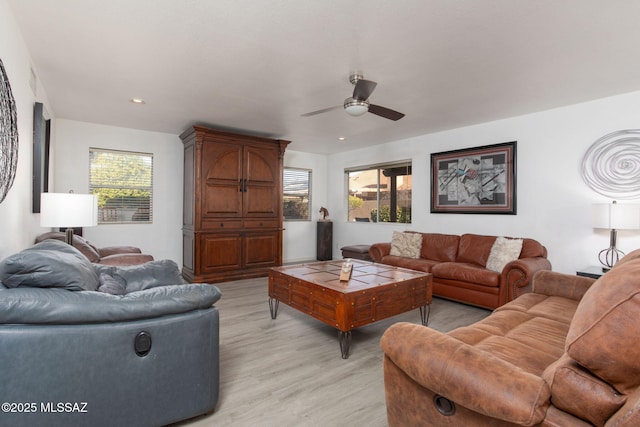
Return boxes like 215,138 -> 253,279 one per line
89,148 -> 154,224
283,167 -> 312,221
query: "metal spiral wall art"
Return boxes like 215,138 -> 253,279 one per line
581,129 -> 640,200
0,58 -> 19,204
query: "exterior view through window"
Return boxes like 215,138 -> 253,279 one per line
347,161 -> 412,223
89,148 -> 153,224
283,167 -> 311,220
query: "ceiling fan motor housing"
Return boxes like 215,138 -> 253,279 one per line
344,98 -> 369,116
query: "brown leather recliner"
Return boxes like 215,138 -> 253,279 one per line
381,249 -> 640,426
35,232 -> 153,265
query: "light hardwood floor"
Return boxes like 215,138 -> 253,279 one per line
174,277 -> 490,427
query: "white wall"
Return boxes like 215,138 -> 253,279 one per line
327,91 -> 640,274
283,150 -> 328,263
0,0 -> 54,260
54,120 -> 183,264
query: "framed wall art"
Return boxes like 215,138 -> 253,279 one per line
431,141 -> 516,214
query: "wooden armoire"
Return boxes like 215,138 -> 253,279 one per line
180,126 -> 289,283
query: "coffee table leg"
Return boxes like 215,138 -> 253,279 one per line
420,304 -> 431,326
338,331 -> 352,359
269,298 -> 279,319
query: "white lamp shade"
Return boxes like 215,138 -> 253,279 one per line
592,202 -> 640,230
40,193 -> 98,228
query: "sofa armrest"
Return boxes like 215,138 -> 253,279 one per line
503,257 -> 552,301
531,270 -> 596,301
369,242 -> 391,263
380,322 -> 550,426
98,245 -> 142,257
98,253 -> 154,266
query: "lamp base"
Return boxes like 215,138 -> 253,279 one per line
64,228 -> 74,245
598,229 -> 623,270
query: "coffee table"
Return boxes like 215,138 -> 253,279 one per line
268,260 -> 432,358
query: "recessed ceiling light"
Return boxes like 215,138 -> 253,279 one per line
338,137 -> 346,141
130,98 -> 146,104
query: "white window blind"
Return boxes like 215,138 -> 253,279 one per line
89,148 -> 153,224
283,168 -> 311,221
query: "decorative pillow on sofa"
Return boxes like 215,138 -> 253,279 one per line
485,236 -> 523,272
389,231 -> 422,259
0,239 -> 100,291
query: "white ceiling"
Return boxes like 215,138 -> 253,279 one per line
8,0 -> 640,154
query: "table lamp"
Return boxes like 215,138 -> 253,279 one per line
40,192 -> 98,245
592,200 -> 640,271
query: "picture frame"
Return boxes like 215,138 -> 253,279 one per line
430,141 -> 516,214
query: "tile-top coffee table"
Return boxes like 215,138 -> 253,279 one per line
268,260 -> 432,358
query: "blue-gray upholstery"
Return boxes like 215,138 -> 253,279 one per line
0,240 -> 221,427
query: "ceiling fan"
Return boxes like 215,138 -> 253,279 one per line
301,73 -> 405,121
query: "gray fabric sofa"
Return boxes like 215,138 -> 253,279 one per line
0,239 -> 221,427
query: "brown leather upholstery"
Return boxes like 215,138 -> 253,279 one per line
381,249 -> 640,427
35,232 -> 154,265
370,232 -> 551,309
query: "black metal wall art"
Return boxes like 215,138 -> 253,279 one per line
0,58 -> 19,204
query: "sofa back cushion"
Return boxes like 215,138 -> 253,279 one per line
94,259 -> 184,293
0,239 -> 100,291
35,231 -> 101,262
542,354 -> 626,427
565,249 -> 640,394
456,234 -> 497,266
411,232 -> 459,262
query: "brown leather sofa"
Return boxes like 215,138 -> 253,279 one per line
381,249 -> 640,427
369,232 -> 551,309
35,232 -> 153,265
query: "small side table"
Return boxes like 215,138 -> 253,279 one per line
576,266 -> 606,279
316,221 -> 333,261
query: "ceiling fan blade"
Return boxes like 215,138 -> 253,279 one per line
353,79 -> 377,100
368,104 -> 405,121
300,105 -> 342,117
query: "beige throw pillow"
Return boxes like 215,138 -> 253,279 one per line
389,231 -> 422,259
486,236 -> 523,272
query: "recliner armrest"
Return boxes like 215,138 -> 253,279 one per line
380,322 -> 551,426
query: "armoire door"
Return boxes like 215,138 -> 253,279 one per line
243,145 -> 279,218
201,140 -> 243,218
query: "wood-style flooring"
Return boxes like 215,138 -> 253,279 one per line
173,277 -> 490,427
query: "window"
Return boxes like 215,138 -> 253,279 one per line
283,168 -> 311,221
89,148 -> 153,224
346,161 -> 412,223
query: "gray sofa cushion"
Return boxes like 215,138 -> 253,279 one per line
94,259 -> 184,293
0,284 -> 221,324
0,240 -> 99,291
97,272 -> 127,295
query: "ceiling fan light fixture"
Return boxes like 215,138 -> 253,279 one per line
344,98 -> 369,116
